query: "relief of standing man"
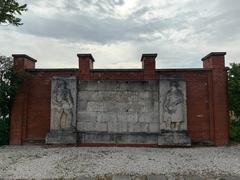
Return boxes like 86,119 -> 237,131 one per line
162,81 -> 184,130
52,79 -> 74,130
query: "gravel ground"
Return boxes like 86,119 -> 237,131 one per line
0,145 -> 240,179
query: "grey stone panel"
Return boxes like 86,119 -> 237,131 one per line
77,80 -> 158,136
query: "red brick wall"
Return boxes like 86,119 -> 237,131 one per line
9,53 -> 229,146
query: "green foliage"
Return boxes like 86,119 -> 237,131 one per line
0,0 -> 27,26
230,119 -> 240,142
0,117 -> 8,145
228,63 -> 240,119
0,56 -> 25,145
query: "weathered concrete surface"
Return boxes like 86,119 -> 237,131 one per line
77,80 -> 159,144
46,76 -> 77,144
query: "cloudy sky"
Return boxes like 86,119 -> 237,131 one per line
0,0 -> 240,68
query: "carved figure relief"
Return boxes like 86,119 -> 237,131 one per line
162,81 -> 184,130
52,79 -> 74,130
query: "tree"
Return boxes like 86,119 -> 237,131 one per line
228,63 -> 240,142
0,0 -> 27,26
228,63 -> 240,119
0,56 -> 25,145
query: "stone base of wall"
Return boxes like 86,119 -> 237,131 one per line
46,130 -> 77,144
46,131 -> 191,146
78,132 -> 191,146
158,131 -> 191,146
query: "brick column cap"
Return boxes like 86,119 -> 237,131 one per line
201,52 -> 226,61
77,53 -> 95,62
141,53 -> 157,61
12,54 -> 37,62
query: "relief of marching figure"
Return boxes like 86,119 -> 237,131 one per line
162,81 -> 185,131
51,78 -> 74,130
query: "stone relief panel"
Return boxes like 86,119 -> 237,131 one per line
50,77 -> 77,130
159,79 -> 187,131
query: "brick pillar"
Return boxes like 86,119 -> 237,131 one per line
10,54 -> 37,145
77,54 -> 94,80
202,52 -> 229,146
12,54 -> 37,71
141,54 -> 157,79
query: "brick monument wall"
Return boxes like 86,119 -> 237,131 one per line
9,53 -> 229,146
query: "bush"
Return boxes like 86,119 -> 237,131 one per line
0,118 -> 9,145
0,56 -> 25,146
230,119 -> 240,142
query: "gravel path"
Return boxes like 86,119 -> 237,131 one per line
0,145 -> 240,179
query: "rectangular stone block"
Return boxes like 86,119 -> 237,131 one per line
78,112 -> 97,122
87,102 -> 104,112
127,122 -> 149,132
96,112 -> 117,122
138,113 -> 154,122
149,123 -> 160,133
108,121 -> 128,133
117,112 -> 138,122
80,132 -> 114,143
77,121 -> 107,132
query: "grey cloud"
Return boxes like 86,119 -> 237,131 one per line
64,0 -> 125,14
18,13 -> 188,44
18,0 -> 240,45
